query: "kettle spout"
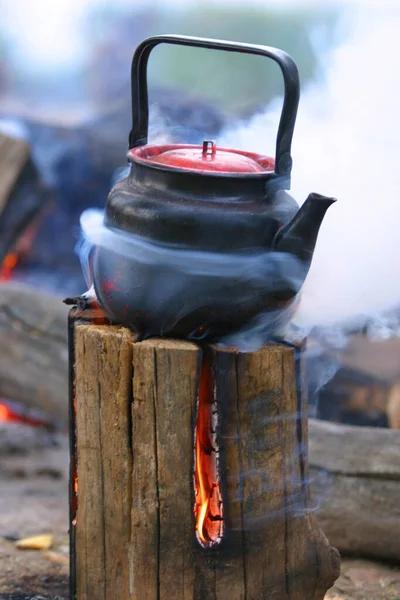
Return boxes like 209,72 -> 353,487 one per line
272,192 -> 336,266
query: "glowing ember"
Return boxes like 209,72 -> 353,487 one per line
0,210 -> 48,281
0,400 -> 51,427
0,252 -> 18,280
71,472 -> 78,527
194,356 -> 223,547
0,403 -> 11,421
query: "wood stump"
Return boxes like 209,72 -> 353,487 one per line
69,314 -> 340,600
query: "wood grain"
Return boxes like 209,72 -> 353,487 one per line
73,325 -> 340,599
131,338 -> 201,600
75,324 -> 133,600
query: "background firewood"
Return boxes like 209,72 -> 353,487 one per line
310,418 -> 400,561
0,282 -> 69,423
0,133 -> 30,214
0,132 -> 51,264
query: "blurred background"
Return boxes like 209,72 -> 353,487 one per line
1,3 -> 400,597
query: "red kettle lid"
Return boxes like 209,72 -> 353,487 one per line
128,140 -> 275,175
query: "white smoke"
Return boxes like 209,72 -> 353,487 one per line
221,3 -> 400,329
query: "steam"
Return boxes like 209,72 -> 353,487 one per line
219,407 -> 324,530
79,209 -> 305,340
215,3 -> 400,421
221,3 -> 400,330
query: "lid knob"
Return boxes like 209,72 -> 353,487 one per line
202,140 -> 217,157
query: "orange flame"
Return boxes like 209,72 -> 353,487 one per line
194,356 -> 223,547
71,471 -> 78,527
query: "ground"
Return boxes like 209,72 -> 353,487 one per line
0,424 -> 69,599
326,561 -> 400,600
0,424 -> 399,599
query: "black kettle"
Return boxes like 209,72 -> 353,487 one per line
80,35 -> 336,341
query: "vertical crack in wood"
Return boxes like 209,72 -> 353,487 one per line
281,353 -> 290,599
128,363 -> 134,454
126,344 -> 134,554
295,347 -> 306,506
97,369 -> 107,598
129,347 -> 135,598
212,352 -> 218,598
194,349 -> 224,549
234,354 -> 248,600
295,345 -> 321,599
67,312 -> 77,600
82,336 -> 90,600
153,348 -> 161,600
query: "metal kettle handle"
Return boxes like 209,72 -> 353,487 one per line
129,34 -> 300,178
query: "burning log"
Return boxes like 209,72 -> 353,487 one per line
0,282 -> 69,422
310,418 -> 400,562
0,132 -> 51,268
70,317 -> 340,600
